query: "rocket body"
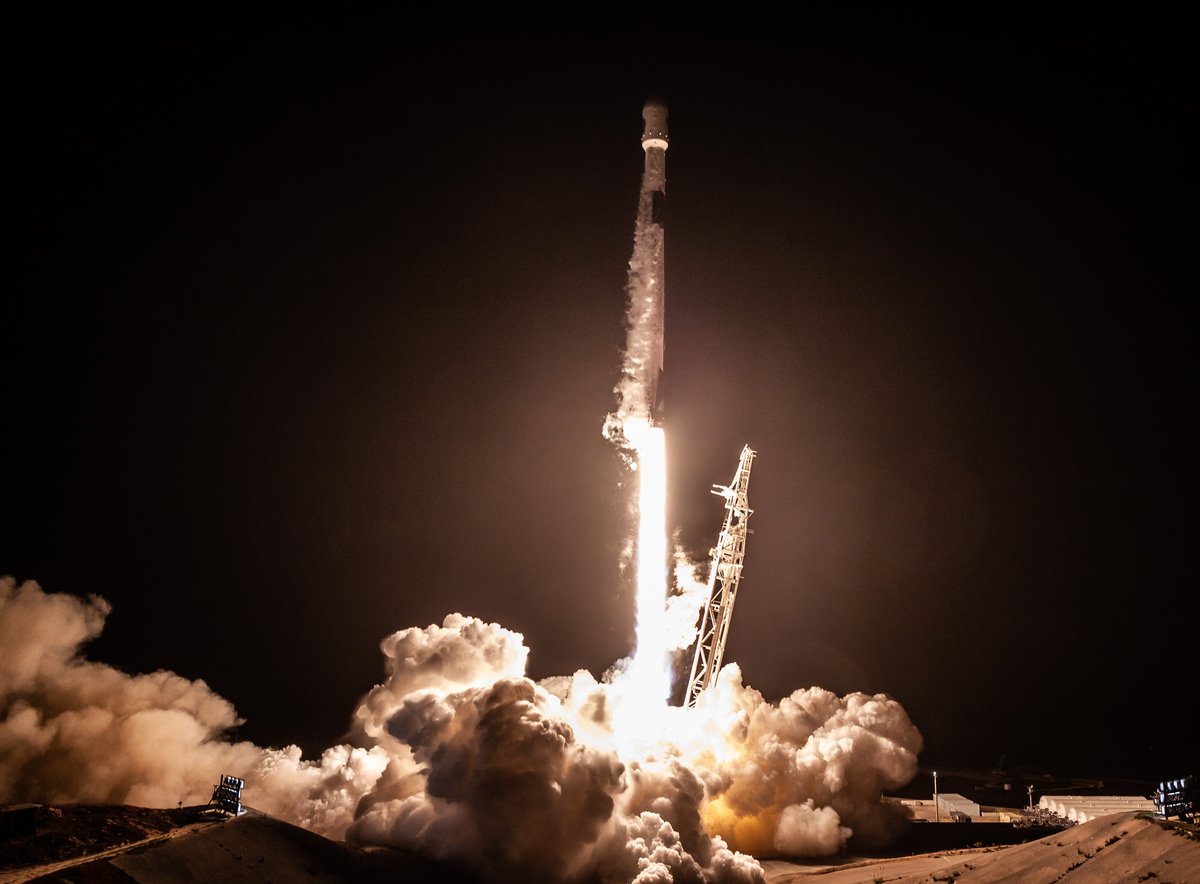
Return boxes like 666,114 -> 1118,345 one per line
633,101 -> 667,422
604,101 -> 669,439
641,101 -> 669,192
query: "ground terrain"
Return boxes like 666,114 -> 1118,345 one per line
2,803 -> 1196,883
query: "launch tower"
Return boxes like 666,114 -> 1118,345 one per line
684,445 -> 756,707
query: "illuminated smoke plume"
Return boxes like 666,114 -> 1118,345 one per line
2,576 -> 922,883
1,576 -> 262,806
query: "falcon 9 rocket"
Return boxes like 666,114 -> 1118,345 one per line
628,100 -> 668,424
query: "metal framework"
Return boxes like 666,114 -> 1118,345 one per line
209,774 -> 245,816
684,445 -> 756,707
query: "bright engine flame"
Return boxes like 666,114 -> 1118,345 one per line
616,417 -> 672,739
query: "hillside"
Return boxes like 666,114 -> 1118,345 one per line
2,804 -> 1196,883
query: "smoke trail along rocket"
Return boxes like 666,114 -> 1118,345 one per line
637,100 -> 667,423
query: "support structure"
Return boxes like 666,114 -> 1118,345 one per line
209,774 -> 245,816
684,445 -> 756,707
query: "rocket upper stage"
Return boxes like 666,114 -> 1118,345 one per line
640,101 -> 668,198
641,102 -> 669,152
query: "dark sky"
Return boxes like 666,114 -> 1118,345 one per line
5,10 -> 1190,784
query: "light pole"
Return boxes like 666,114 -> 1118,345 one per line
933,770 -> 939,822
1027,785 -> 1034,811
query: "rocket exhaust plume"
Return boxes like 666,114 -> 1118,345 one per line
1,103 -> 925,883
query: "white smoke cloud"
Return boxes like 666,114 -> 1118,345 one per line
1,575 -> 923,882
0,576 -> 262,807
664,548 -> 710,654
773,801 -> 849,856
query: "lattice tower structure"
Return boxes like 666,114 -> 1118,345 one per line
684,445 -> 756,707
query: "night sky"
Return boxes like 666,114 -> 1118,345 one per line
5,11 -> 1189,785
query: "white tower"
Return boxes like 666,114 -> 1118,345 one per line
685,445 -> 756,706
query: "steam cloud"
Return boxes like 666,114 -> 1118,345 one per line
2,575 -> 923,882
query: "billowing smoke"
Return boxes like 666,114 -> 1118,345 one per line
0,576 -> 262,807
2,574 -> 922,883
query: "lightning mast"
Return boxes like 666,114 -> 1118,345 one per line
684,445 -> 756,707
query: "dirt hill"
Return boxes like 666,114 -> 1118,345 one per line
2,804 -> 1196,883
764,811 -> 1200,883
0,805 -> 478,884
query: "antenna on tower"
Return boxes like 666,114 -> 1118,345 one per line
684,445 -> 756,707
